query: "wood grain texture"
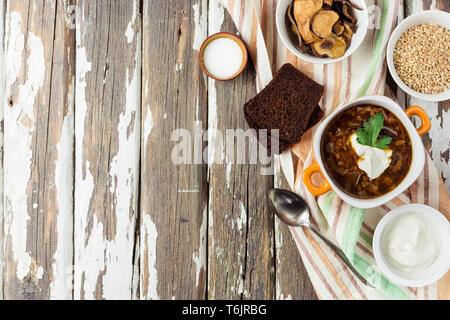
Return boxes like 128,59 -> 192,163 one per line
140,0 -> 208,299
274,164 -> 318,300
206,1 -> 275,300
74,0 -> 140,299
3,0 -> 75,299
403,0 -> 450,191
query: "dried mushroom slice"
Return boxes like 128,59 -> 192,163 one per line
293,0 -> 322,44
339,3 -> 356,23
334,0 -> 362,10
332,20 -> 345,35
342,20 -> 354,45
286,0 -> 360,58
311,36 -> 347,58
311,10 -> 340,38
288,2 -> 309,53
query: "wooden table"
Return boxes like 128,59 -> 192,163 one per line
0,0 -> 448,300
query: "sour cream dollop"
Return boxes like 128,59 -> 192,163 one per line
382,213 -> 440,273
349,132 -> 392,180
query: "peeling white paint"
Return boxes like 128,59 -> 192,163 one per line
193,205 -> 207,287
206,1 -> 225,167
236,202 -> 247,231
276,276 -> 293,300
36,266 -> 44,279
50,76 -> 74,299
74,11 -> 141,298
102,36 -> 141,298
195,94 -> 200,121
4,12 -> 45,281
5,13 -> 24,85
125,24 -> 134,43
125,0 -> 137,43
131,233 -> 140,300
226,162 -> 232,189
192,0 -> 208,51
208,185 -> 215,263
143,80 -> 153,150
74,203 -> 104,299
74,29 -> 99,298
143,108 -> 153,148
409,97 -> 450,190
142,213 -> 158,299
208,0 -> 225,35
207,79 -> 220,166
237,265 -> 245,296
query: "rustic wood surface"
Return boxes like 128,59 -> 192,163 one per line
3,0 -> 75,299
74,0 -> 141,300
0,0 -> 448,300
206,4 -> 275,299
141,0 -> 208,300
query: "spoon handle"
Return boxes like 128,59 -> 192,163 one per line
308,225 -> 374,288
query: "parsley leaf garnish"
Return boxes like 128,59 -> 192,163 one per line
356,111 -> 392,150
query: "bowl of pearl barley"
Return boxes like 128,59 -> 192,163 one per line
387,10 -> 450,102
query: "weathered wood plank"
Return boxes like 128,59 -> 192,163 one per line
404,0 -> 450,191
274,164 -> 318,300
207,1 -> 275,300
74,0 -> 141,299
140,0 -> 208,299
256,0 -> 318,300
3,0 -> 75,299
0,0 -> 5,301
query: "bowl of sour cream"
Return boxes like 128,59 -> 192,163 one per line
199,32 -> 248,81
373,204 -> 450,287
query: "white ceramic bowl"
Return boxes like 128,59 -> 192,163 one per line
302,95 -> 431,209
373,204 -> 450,287
276,0 -> 368,64
387,10 -> 450,102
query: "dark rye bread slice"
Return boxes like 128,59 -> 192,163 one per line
245,111 -> 291,153
244,63 -> 324,144
307,105 -> 324,128
245,105 -> 324,154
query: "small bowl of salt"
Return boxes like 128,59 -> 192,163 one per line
199,32 -> 248,81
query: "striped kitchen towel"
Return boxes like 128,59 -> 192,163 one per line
223,0 -> 450,299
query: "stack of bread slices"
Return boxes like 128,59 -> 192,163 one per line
244,63 -> 324,154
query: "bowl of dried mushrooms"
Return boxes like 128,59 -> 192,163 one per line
276,0 -> 368,64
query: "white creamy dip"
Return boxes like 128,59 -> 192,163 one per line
349,132 -> 392,180
382,213 -> 440,273
203,37 -> 244,79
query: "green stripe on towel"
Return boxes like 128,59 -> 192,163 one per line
320,191 -> 336,219
341,206 -> 365,263
353,254 -> 410,300
357,0 -> 389,97
359,232 -> 372,247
